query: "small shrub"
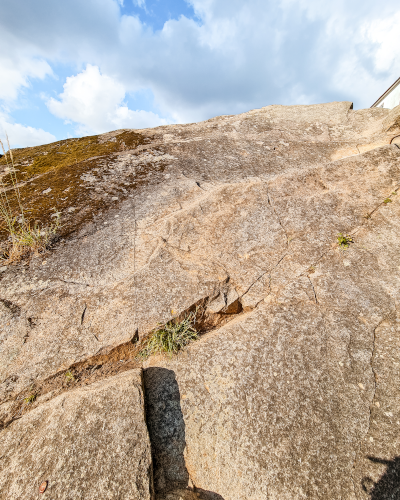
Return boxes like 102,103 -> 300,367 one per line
138,312 -> 198,359
337,233 -> 353,249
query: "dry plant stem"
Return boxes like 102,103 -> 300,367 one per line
0,135 -> 61,263
0,135 -> 25,222
0,143 -> 16,235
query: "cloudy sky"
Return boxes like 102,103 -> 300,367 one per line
1,0 -> 399,147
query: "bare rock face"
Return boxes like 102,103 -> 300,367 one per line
1,102 -> 400,499
0,370 -> 153,500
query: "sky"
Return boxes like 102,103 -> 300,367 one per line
0,0 -> 399,148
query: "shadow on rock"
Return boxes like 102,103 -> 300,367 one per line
362,456 -> 400,499
144,367 -> 225,500
144,367 -> 189,494
195,488 -> 225,500
159,487 -> 225,500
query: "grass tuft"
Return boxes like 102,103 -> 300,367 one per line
138,311 -> 198,359
3,212 -> 61,263
65,370 -> 75,382
24,392 -> 37,404
337,233 -> 354,249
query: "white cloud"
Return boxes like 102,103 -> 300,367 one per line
362,12 -> 400,74
110,0 -> 400,121
1,0 -> 400,145
0,112 -> 56,148
47,64 -> 168,134
0,54 -> 52,102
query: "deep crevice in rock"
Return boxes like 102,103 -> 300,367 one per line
143,367 -> 226,500
0,292 -> 247,432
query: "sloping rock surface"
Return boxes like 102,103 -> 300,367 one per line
0,369 -> 153,500
1,102 -> 400,499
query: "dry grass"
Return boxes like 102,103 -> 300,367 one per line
0,135 -> 61,263
138,311 -> 198,358
3,214 -> 61,263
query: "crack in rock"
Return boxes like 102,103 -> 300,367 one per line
307,276 -> 319,304
81,304 -> 87,325
266,190 -> 289,247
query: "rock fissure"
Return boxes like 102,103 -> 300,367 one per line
266,190 -> 289,247
0,292 -> 248,432
307,276 -> 318,304
354,183 -> 399,222
240,250 -> 288,303
80,304 -> 87,325
365,318 -> 384,438
349,313 -> 396,497
50,278 -> 91,287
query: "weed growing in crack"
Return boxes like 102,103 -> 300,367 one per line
138,311 -> 198,359
24,392 -> 37,404
383,198 -> 392,204
0,135 -> 61,263
65,371 -> 75,382
337,233 -> 354,249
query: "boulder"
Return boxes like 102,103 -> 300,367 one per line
143,140 -> 400,498
382,103 -> 400,133
1,101 -> 400,499
0,369 -> 153,500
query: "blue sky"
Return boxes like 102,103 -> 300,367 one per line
120,0 -> 197,30
0,0 -> 399,148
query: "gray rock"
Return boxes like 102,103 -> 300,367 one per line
0,369 -> 153,500
1,101 -> 400,499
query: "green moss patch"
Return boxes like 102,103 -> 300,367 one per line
0,130 -> 168,246
0,131 -> 150,184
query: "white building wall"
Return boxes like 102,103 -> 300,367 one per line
377,82 -> 400,109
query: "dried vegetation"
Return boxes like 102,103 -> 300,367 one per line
137,312 -> 198,358
0,136 -> 61,263
0,130 -> 153,261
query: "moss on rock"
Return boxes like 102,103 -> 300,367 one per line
0,130 -> 157,245
0,130 -> 150,184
